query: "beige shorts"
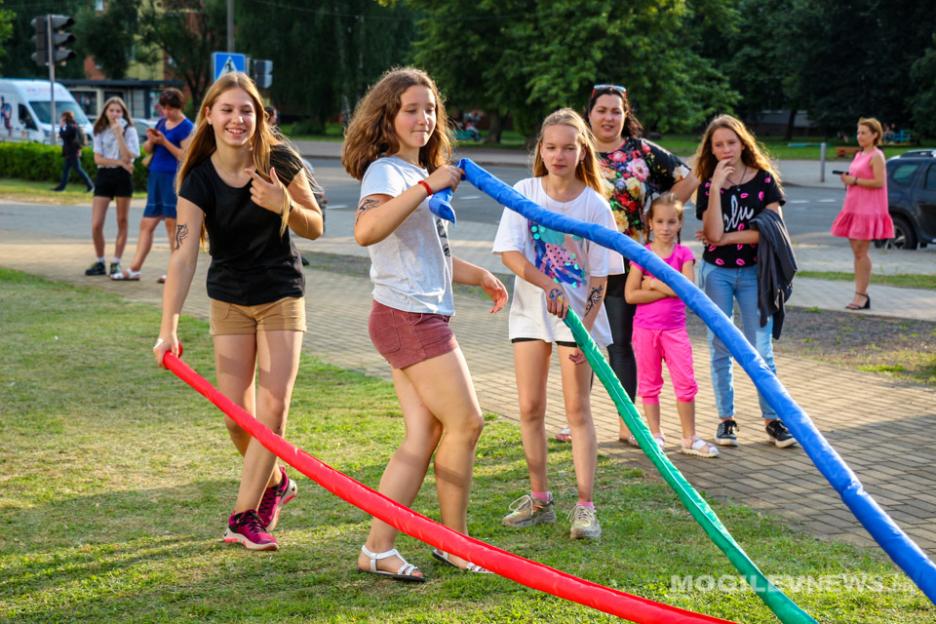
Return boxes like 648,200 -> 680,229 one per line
210,296 -> 306,335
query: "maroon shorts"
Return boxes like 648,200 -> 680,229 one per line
368,300 -> 458,370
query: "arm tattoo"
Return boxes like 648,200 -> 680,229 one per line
583,285 -> 604,317
174,224 -> 189,249
355,197 -> 380,224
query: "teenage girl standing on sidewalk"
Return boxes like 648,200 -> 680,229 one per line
115,88 -> 194,282
495,109 -> 622,540
154,73 -> 323,551
830,117 -> 893,310
343,67 -> 507,581
85,97 -> 139,277
584,84 -> 698,445
625,193 -> 718,458
694,115 -> 796,449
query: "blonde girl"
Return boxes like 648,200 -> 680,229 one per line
343,67 -> 508,580
154,73 -> 323,550
86,96 -> 139,277
493,108 -> 622,540
625,194 -> 718,458
693,114 -> 795,449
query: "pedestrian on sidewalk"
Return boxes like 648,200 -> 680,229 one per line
344,67 -> 507,581
624,193 -> 718,458
114,88 -> 194,283
85,97 -> 139,278
585,84 -> 698,445
830,117 -> 893,310
495,108 -> 621,540
693,114 -> 796,449
52,111 -> 93,192
153,73 -> 324,551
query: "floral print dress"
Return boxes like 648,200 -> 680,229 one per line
598,137 -> 691,239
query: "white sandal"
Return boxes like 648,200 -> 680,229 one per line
432,548 -> 492,574
681,437 -> 720,458
110,269 -> 140,281
358,545 -> 426,582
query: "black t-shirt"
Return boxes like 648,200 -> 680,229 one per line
179,144 -> 305,305
696,169 -> 785,268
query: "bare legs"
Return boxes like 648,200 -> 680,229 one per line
213,330 -> 302,513
849,238 -> 871,307
128,216 -> 176,273
358,348 -> 484,575
89,195 -> 131,261
513,341 -> 596,503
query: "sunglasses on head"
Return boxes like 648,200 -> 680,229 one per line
591,84 -> 626,97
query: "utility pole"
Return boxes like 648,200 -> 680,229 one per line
227,0 -> 234,52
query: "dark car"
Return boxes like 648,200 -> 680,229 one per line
879,150 -> 936,249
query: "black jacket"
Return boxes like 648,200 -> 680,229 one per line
750,209 -> 797,339
59,122 -> 81,158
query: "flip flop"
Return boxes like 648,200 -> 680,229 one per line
358,545 -> 426,583
111,270 -> 140,281
432,548 -> 491,574
554,427 -> 572,442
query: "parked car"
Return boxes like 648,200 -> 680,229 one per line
877,150 -> 936,249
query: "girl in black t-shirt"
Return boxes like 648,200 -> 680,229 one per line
693,115 -> 795,450
153,73 -> 323,551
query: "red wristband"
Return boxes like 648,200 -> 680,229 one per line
417,180 -> 433,196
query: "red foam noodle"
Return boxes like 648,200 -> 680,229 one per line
164,353 -> 733,624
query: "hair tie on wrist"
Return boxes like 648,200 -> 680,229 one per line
417,180 -> 433,196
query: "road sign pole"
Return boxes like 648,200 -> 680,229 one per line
46,15 -> 57,147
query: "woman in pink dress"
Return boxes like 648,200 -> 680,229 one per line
830,117 -> 893,310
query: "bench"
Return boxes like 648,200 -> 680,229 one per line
836,146 -> 861,158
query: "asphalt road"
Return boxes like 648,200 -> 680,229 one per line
307,159 -> 853,248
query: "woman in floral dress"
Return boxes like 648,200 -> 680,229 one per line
584,84 -> 698,444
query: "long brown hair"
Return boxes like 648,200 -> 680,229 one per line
585,85 -> 643,139
177,72 -> 295,241
93,96 -> 132,135
693,114 -> 780,186
532,108 -> 604,194
342,67 -> 453,180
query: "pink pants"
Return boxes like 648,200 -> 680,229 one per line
632,325 -> 698,404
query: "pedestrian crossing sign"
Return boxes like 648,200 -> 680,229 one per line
212,52 -> 247,81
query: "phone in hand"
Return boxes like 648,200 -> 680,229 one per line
831,170 -> 848,175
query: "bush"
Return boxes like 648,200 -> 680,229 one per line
0,142 -> 147,191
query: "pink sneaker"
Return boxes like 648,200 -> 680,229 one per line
258,466 -> 298,531
224,510 -> 278,551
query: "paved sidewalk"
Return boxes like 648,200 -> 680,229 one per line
1,217 -> 934,557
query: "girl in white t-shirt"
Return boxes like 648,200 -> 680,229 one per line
493,109 -> 622,540
342,68 -> 508,581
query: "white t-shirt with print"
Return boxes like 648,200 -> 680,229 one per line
492,177 -> 622,348
359,156 -> 454,315
92,118 -> 140,164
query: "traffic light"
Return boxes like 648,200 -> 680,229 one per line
251,59 -> 273,89
31,15 -> 76,67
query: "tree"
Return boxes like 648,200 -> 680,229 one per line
910,36 -> 936,137
236,0 -> 415,132
137,0 -> 227,109
73,0 -> 141,79
2,0 -> 85,79
409,0 -> 741,141
0,0 -> 13,72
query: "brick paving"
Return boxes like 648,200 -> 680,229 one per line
2,213 -> 935,559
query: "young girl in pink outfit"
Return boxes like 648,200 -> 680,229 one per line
625,193 -> 718,458
830,117 -> 893,310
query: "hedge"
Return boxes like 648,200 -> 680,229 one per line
0,142 -> 147,191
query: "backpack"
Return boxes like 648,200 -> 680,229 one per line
76,124 -> 88,148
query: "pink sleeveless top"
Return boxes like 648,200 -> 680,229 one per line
830,148 -> 894,240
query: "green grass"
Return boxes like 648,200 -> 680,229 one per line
0,178 -> 94,204
797,271 -> 936,290
0,268 -> 932,623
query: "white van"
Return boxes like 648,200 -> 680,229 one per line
0,78 -> 93,144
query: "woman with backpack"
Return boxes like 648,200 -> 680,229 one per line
52,111 -> 94,193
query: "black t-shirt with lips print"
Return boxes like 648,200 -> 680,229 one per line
695,169 -> 785,268
179,144 -> 305,305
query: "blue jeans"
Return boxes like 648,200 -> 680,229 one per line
58,155 -> 94,190
697,262 -> 777,421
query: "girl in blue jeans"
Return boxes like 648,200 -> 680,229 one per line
693,115 -> 795,449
